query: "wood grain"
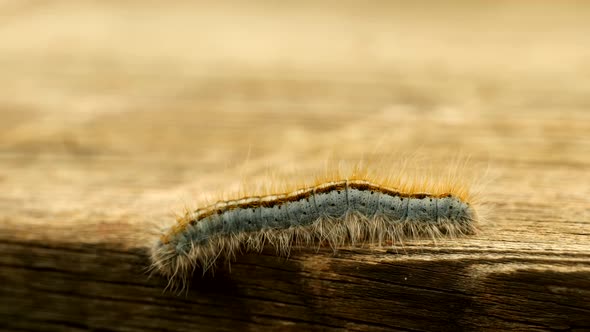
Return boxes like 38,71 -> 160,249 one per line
1,1 -> 589,331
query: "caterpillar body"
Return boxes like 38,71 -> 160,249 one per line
151,165 -> 483,289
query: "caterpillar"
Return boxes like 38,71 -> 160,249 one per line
150,162 -> 485,290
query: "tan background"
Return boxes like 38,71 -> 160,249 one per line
1,1 -> 589,331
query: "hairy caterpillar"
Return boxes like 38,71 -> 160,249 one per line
151,162 -> 485,290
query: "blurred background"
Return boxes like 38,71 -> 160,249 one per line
0,0 -> 589,243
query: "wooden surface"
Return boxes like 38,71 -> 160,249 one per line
1,1 -> 590,331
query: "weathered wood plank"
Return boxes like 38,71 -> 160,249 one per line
1,238 -> 589,331
1,1 -> 589,331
